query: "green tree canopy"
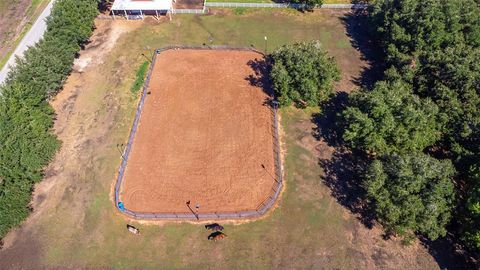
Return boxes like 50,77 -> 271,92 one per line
365,153 -> 456,241
461,165 -> 480,253
0,0 -> 98,239
371,0 -> 480,68
0,82 -> 60,237
337,0 -> 480,253
342,75 -> 440,155
269,41 -> 340,107
370,0 -> 480,163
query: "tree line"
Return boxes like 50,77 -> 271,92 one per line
353,0 -> 480,251
0,0 -> 98,239
269,0 -> 480,259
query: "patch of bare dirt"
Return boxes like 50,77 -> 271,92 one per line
144,16 -> 168,25
73,20 -> 141,72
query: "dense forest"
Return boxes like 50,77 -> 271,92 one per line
0,0 -> 98,239
357,0 -> 480,254
270,0 -> 480,261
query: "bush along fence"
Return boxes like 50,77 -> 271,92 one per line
114,45 -> 284,220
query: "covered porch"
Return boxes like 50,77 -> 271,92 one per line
111,0 -> 174,20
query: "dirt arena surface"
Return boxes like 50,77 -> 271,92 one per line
120,49 -> 277,214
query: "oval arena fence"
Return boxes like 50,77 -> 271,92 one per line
114,45 -> 284,220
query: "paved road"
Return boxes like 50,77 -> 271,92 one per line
0,0 -> 55,85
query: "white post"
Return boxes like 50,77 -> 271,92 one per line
112,10 -> 116,20
155,10 -> 159,20
140,10 -> 144,20
124,9 -> 128,20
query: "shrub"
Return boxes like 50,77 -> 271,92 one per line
131,61 -> 149,93
269,41 -> 340,107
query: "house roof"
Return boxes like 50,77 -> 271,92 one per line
111,0 -> 172,11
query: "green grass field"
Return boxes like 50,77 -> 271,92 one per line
0,10 -> 437,269
46,109 -> 361,269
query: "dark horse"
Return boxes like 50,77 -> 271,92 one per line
205,223 -> 224,231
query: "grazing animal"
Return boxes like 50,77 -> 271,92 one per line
127,224 -> 140,235
205,223 -> 224,231
208,232 -> 227,242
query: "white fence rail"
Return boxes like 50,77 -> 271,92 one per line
171,8 -> 206,14
204,2 -> 369,9
109,2 -> 369,20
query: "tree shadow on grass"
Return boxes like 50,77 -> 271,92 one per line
340,8 -> 384,89
420,234 -> 477,270
312,92 -> 348,148
312,92 -> 375,228
319,147 -> 375,229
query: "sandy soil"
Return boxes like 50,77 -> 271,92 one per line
121,49 -> 277,214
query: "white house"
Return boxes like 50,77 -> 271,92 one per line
111,0 -> 174,19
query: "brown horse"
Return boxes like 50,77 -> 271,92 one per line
205,223 -> 224,231
208,231 -> 227,242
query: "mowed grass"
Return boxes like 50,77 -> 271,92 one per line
30,10 -> 436,269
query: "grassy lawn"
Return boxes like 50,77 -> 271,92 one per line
0,10 -> 437,269
47,108 -> 360,269
0,0 -> 50,69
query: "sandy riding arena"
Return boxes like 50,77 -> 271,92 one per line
118,48 -> 280,217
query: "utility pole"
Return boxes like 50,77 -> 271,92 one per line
264,36 -> 268,54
